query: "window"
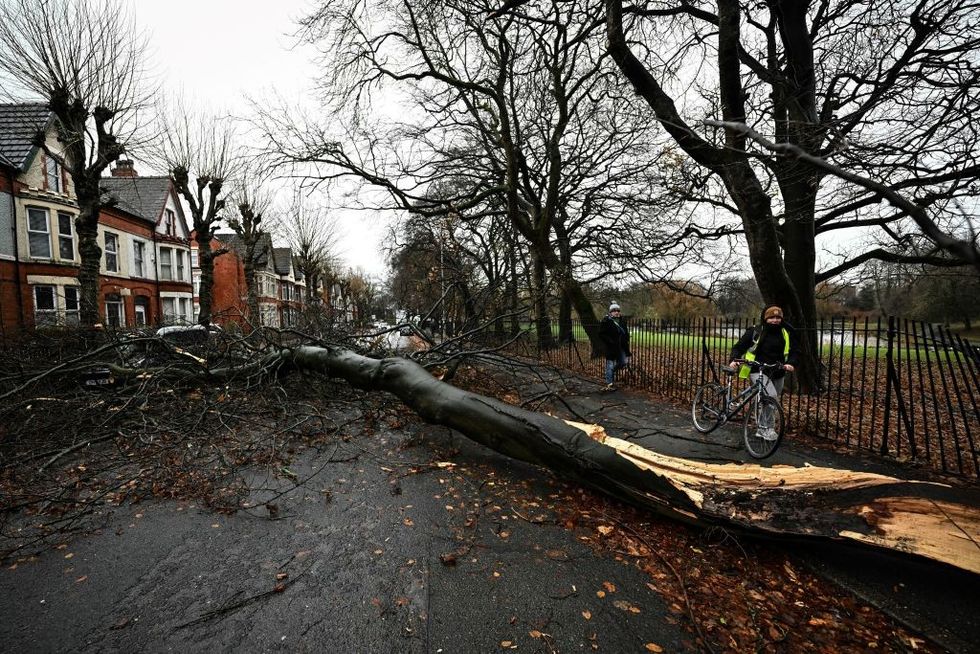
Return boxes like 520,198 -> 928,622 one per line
105,293 -> 124,328
164,209 -> 176,236
33,285 -> 57,324
176,250 -> 185,281
160,247 -> 173,280
45,156 -> 61,193
191,249 -> 199,267
134,296 -> 149,326
63,286 -> 80,325
27,208 -> 51,258
192,273 -> 201,297
133,240 -> 146,277
58,213 -> 74,260
162,297 -> 189,324
104,232 -> 119,272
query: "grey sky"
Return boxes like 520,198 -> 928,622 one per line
133,0 -> 391,278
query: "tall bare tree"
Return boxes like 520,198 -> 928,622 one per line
152,100 -> 241,325
0,0 -> 150,325
599,0 -> 980,388
256,0 -> 706,353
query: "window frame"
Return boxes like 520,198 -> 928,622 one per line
160,247 -> 173,281
104,293 -> 124,328
176,249 -> 185,282
45,155 -> 62,193
133,239 -> 146,278
57,212 -> 74,260
27,207 -> 51,259
104,232 -> 119,273
33,285 -> 57,324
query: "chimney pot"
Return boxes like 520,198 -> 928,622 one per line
111,159 -> 137,177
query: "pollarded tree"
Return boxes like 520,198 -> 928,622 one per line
152,99 -> 241,326
0,0 -> 150,325
227,175 -> 274,328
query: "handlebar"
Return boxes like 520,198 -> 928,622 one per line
728,359 -> 787,370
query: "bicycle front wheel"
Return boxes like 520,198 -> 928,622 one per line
743,395 -> 784,459
692,383 -> 726,433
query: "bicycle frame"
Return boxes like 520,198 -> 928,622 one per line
718,363 -> 782,424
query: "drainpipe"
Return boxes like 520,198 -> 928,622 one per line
152,228 -> 161,326
7,167 -> 25,332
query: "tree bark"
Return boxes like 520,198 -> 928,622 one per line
272,345 -> 980,576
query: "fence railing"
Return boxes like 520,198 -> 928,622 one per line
505,316 -> 980,480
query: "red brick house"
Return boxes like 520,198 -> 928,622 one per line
100,161 -> 194,327
0,103 -> 193,334
191,234 -> 305,329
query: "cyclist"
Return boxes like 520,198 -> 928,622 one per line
728,306 -> 799,438
599,302 -> 631,390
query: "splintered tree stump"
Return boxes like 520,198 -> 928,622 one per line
275,346 -> 980,575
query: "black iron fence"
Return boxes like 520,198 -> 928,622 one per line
507,316 -> 980,480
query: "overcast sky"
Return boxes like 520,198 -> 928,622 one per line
133,0 -> 392,278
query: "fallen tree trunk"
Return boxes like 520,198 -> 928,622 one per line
276,346 -> 980,574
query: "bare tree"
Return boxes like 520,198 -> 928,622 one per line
227,172 -> 274,328
256,0 -> 709,354
152,99 -> 241,325
0,0 -> 151,325
598,0 -> 980,389
276,188 -> 341,306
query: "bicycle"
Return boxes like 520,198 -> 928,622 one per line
691,360 -> 786,459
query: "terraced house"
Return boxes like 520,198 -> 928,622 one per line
0,103 -> 193,334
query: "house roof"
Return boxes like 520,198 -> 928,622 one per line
100,176 -> 173,223
0,103 -> 52,172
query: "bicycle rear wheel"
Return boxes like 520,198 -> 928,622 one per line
742,395 -> 784,459
692,383 -> 726,433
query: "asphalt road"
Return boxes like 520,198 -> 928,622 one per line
3,365 -> 978,653
0,422 -> 691,653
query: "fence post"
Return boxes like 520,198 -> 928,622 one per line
882,316 -> 895,456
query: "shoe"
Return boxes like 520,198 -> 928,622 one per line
604,383 -> 616,391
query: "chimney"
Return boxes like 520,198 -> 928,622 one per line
111,159 -> 137,177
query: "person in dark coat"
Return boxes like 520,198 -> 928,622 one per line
728,305 -> 799,399
599,302 -> 631,389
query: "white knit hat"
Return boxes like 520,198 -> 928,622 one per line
609,303 -> 621,312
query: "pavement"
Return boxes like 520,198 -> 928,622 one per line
1,362 -> 978,653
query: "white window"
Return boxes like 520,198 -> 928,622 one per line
27,208 -> 51,258
33,285 -> 57,324
63,286 -> 80,325
192,273 -> 201,297
160,247 -> 173,280
162,297 -> 190,324
105,293 -> 124,328
45,156 -> 62,193
57,213 -> 74,260
104,232 -> 119,272
176,250 -> 186,281
133,240 -> 146,277
191,249 -> 199,267
164,209 -> 176,236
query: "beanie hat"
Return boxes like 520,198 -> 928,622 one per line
609,303 -> 621,312
764,306 -> 784,320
